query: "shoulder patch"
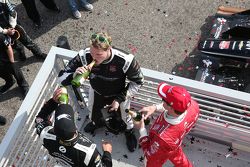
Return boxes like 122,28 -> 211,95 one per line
123,54 -> 134,73
113,48 -> 134,73
79,49 -> 87,66
74,143 -> 96,165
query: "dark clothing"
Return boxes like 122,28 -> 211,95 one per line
0,34 -> 29,93
0,62 -> 28,89
35,99 -> 112,167
0,33 -> 10,62
61,47 -> 144,103
92,92 -> 117,127
0,1 -> 43,58
0,1 -> 15,28
59,47 -> 144,128
21,0 -> 59,25
14,24 -> 43,57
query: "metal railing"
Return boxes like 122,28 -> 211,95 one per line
0,46 -> 250,166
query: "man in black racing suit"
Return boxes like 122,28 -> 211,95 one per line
35,87 -> 112,167
59,32 -> 144,152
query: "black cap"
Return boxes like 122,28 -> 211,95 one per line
54,104 -> 77,140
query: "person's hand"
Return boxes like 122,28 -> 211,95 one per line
138,114 -> 145,129
102,140 -> 112,153
139,105 -> 157,120
108,100 -> 119,112
73,66 -> 89,77
53,87 -> 64,103
9,55 -> 14,63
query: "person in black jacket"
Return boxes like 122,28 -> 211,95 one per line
35,87 -> 112,167
0,34 -> 29,96
21,0 -> 60,27
58,32 -> 144,152
0,0 -> 46,60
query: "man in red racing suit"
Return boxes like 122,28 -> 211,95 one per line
138,83 -> 200,167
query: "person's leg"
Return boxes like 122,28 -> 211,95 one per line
120,99 -> 137,152
79,0 -> 93,11
20,0 -> 41,27
84,87 -> 105,133
8,63 -> 29,96
0,64 -> 15,94
68,0 -> 81,19
15,24 -> 46,59
168,147 -> 193,167
13,40 -> 26,61
40,0 -> 60,12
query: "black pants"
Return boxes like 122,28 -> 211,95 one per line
21,0 -> 58,24
91,92 -> 123,127
0,62 -> 29,90
13,24 -> 43,58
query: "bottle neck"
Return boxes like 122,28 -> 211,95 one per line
128,110 -> 138,118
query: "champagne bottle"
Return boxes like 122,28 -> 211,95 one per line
58,86 -> 69,104
125,109 -> 150,125
71,60 -> 96,87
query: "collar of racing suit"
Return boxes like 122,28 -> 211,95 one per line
163,110 -> 187,125
58,131 -> 79,146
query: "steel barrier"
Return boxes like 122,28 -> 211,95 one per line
0,46 -> 250,166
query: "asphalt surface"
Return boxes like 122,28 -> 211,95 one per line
0,0 -> 249,142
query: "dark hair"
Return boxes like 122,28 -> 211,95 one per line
174,110 -> 183,115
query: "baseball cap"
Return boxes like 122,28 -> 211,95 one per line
54,104 -> 77,140
157,82 -> 191,112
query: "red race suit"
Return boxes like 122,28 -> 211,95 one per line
139,100 -> 200,167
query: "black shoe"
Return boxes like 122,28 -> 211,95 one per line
34,21 -> 41,28
0,80 -> 15,94
34,53 -> 47,60
52,6 -> 60,13
124,129 -> 137,152
84,122 -> 97,134
20,86 -> 29,97
0,116 -> 6,126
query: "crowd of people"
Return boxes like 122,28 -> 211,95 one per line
0,1 -> 201,166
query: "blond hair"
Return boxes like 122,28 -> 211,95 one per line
90,32 -> 112,51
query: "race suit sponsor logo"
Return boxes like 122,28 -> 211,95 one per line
202,40 -> 207,48
109,65 -> 117,72
246,41 -> 250,50
59,146 -> 66,153
232,41 -> 236,50
219,41 -> 230,49
214,18 -> 226,39
239,41 -> 244,50
52,152 -> 74,165
149,141 -> 160,155
209,41 -> 214,48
